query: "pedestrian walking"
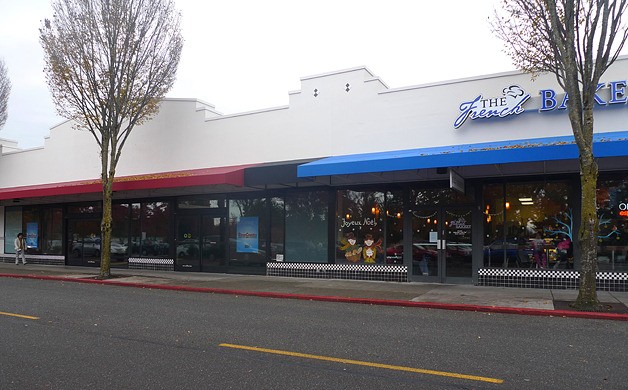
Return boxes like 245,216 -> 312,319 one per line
14,233 -> 27,265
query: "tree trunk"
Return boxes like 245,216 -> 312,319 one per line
99,137 -> 114,280
574,151 -> 600,309
99,175 -> 113,279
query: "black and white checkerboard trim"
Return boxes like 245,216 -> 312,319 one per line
128,257 -> 174,271
1,254 -> 65,265
266,262 -> 408,282
477,268 -> 628,291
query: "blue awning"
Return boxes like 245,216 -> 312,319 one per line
297,131 -> 628,177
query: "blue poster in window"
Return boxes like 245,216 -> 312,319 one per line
26,222 -> 38,249
237,217 -> 259,253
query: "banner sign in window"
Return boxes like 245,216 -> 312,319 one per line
26,222 -> 39,249
237,217 -> 259,253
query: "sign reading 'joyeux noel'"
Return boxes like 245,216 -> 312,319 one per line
454,81 -> 628,128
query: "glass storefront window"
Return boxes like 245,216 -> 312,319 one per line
111,204 -> 130,263
4,207 -> 22,254
597,178 -> 628,272
271,197 -> 285,261
385,191 -> 404,264
483,184 -> 506,267
22,207 -> 40,252
4,206 -> 62,255
140,201 -> 171,257
483,181 -> 572,269
285,191 -> 329,263
130,203 -> 141,257
336,190 -> 385,264
42,208 -> 62,255
229,197 -> 268,266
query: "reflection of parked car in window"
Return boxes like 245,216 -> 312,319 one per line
176,239 -> 199,257
72,238 -> 101,257
447,242 -> 473,257
110,242 -> 128,256
72,239 -> 128,257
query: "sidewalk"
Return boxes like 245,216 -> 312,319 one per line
1,263 -> 627,320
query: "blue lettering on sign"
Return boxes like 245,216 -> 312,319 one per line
558,93 -> 569,110
609,81 -> 627,104
454,85 -> 531,129
538,82 -> 623,112
540,89 -> 557,111
594,82 -> 606,105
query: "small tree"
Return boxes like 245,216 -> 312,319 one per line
493,0 -> 628,310
0,58 -> 10,130
40,0 -> 183,278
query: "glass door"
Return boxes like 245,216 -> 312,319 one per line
200,216 -> 226,271
175,216 -> 201,271
443,207 -> 473,280
176,215 -> 227,272
412,208 -> 440,278
411,207 -> 473,282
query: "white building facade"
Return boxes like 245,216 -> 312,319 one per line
1,62 -> 627,290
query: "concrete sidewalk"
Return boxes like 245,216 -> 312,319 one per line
1,263 -> 627,320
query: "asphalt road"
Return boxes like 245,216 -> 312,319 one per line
0,278 -> 626,389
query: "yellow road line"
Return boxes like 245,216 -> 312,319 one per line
219,343 -> 503,384
0,311 -> 39,320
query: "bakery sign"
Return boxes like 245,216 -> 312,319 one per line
454,85 -> 530,129
454,80 -> 628,128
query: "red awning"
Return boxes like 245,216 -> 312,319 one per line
0,164 -> 256,201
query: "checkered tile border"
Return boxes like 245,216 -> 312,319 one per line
128,257 -> 174,271
477,268 -> 627,291
266,262 -> 408,282
1,254 -> 65,266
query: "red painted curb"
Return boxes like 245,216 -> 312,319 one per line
2,273 -> 627,321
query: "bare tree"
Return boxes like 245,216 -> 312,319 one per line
493,0 -> 628,310
0,58 -> 10,130
40,0 -> 183,278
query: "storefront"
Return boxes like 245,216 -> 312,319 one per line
1,63 -> 627,290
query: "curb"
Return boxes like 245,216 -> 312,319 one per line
3,273 -> 627,321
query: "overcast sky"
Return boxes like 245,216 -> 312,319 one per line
0,0 -> 515,148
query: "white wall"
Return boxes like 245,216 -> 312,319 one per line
2,60 -> 628,189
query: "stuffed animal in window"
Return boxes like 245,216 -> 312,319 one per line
339,232 -> 362,262
362,233 -> 382,263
